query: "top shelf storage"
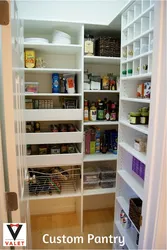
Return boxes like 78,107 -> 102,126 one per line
24,20 -> 83,45
122,1 -> 154,47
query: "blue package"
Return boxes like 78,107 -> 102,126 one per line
52,73 -> 60,93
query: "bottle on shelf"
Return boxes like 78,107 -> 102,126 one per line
97,100 -> 104,120
84,99 -> 89,122
90,102 -> 97,121
110,102 -> 117,121
105,101 -> 110,121
103,98 -> 107,119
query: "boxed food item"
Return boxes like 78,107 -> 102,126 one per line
134,137 -> 147,152
144,82 -> 151,98
84,166 -> 100,182
100,179 -> 116,188
100,166 -> 116,180
137,83 -> 144,98
25,99 -> 33,109
25,82 -> 39,93
84,180 -> 99,190
39,145 -> 48,155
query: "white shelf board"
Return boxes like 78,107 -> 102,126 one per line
84,90 -> 119,94
84,187 -> 116,196
84,56 -> 120,65
122,5 -> 154,32
122,28 -> 154,48
118,170 -> 144,200
121,73 -> 152,81
26,131 -> 83,144
84,153 -> 117,162
24,93 -> 81,97
26,189 -> 81,201
116,196 -> 140,234
24,43 -> 82,54
24,109 -> 83,121
121,50 -> 153,64
26,152 -> 83,167
120,120 -> 148,135
120,97 -> 150,104
119,142 -> 146,164
115,221 -> 137,250
84,121 -> 119,126
24,68 -> 81,74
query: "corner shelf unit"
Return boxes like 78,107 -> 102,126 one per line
114,0 -> 154,249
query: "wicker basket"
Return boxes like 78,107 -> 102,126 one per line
95,37 -> 120,57
129,198 -> 142,231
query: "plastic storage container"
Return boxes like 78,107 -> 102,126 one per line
84,166 -> 100,182
84,180 -> 100,190
100,179 -> 116,188
25,82 -> 39,93
100,166 -> 116,180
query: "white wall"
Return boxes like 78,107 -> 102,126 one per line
18,0 -> 128,25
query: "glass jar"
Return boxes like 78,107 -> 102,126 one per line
140,112 -> 149,125
130,112 -> 141,124
84,34 -> 95,56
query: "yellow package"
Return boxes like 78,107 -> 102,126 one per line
25,50 -> 35,68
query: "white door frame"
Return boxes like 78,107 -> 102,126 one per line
139,0 -> 166,249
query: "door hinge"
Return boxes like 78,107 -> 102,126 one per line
5,192 -> 18,212
0,1 -> 9,25
139,215 -> 143,227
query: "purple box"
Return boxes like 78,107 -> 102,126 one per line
132,157 -> 137,173
139,162 -> 145,180
132,157 -> 145,180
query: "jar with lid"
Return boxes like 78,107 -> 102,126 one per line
90,102 -> 97,121
97,101 -> 104,120
84,100 -> 89,121
130,112 -> 141,124
140,112 -> 149,125
84,34 -> 95,56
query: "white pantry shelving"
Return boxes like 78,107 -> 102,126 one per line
120,97 -> 150,104
26,131 -> 83,144
84,121 -> 119,126
24,109 -> 83,121
114,0 -> 154,249
120,120 -> 148,135
26,152 -> 83,167
24,19 -> 120,233
84,153 -> 117,162
24,93 -> 82,97
119,142 -> 146,164
84,56 -> 120,65
24,68 -> 81,74
24,43 -> 82,54
84,187 -> 116,196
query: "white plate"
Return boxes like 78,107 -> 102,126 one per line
24,38 -> 49,44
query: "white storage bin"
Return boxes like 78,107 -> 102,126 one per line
52,30 -> 71,44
